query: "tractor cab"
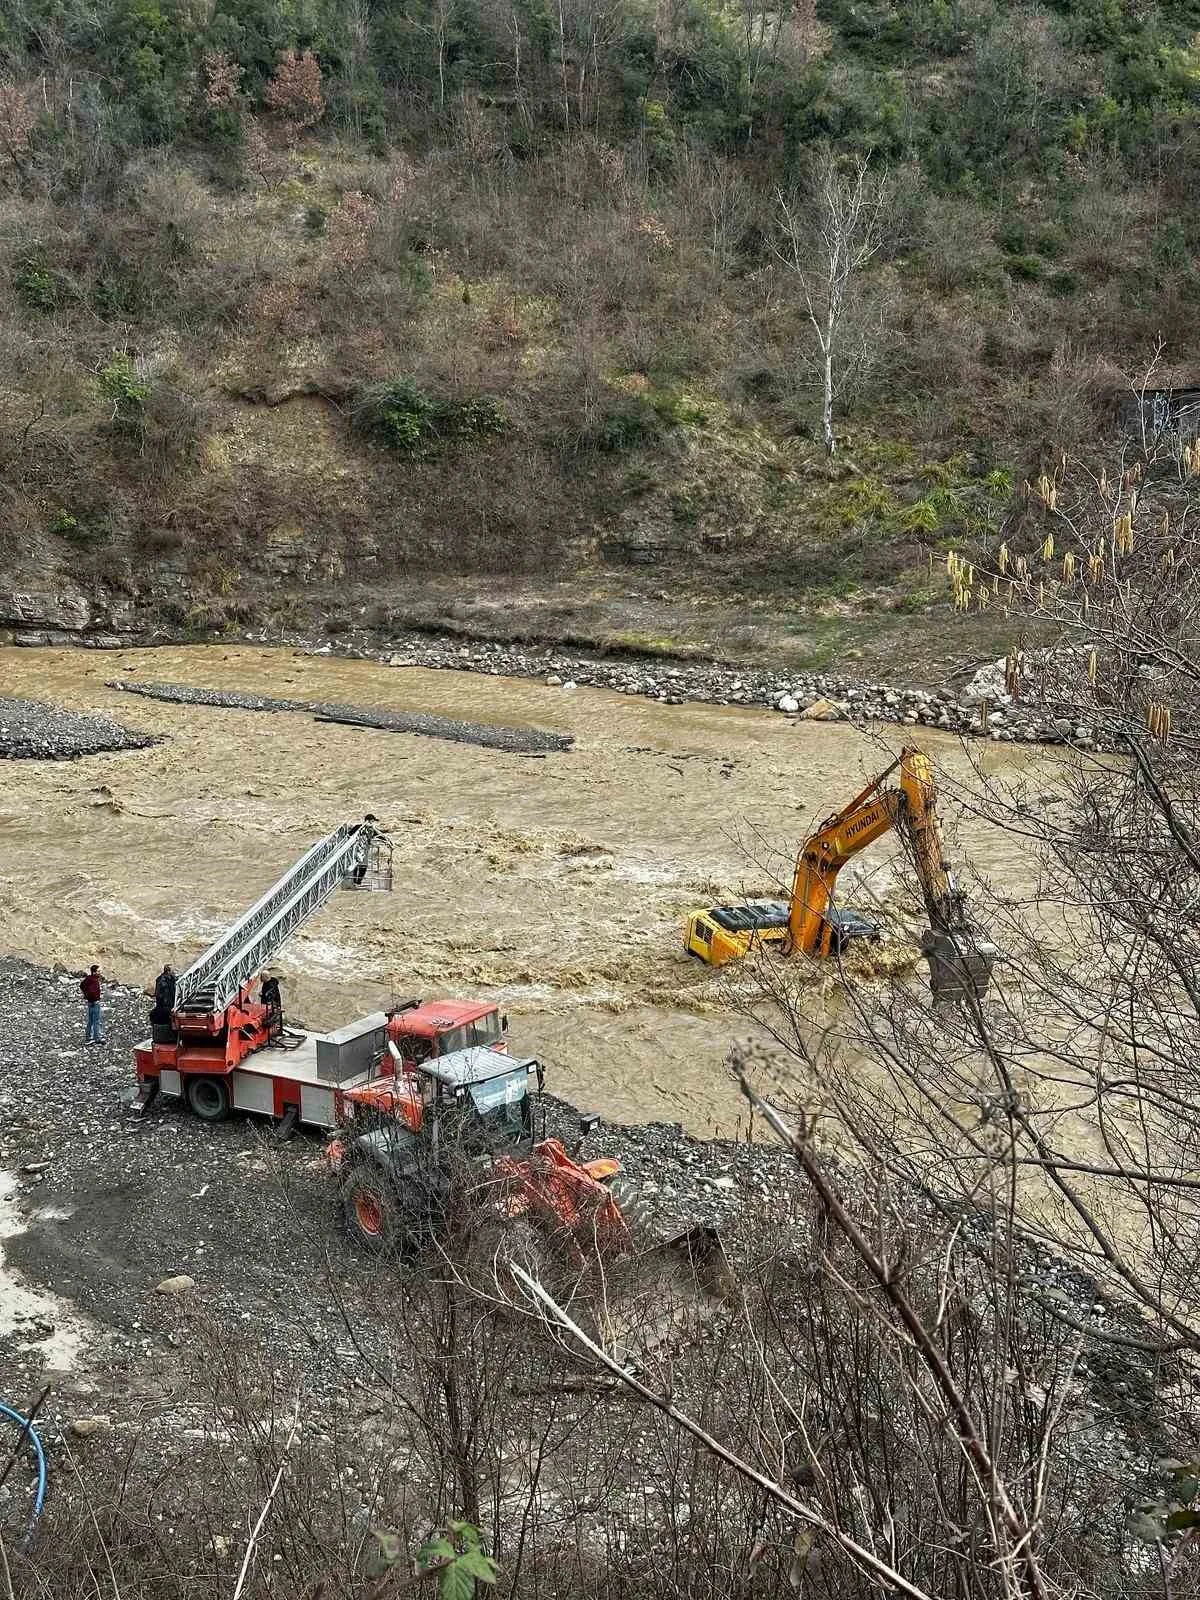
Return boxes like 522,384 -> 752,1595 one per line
337,1046 -> 543,1163
417,1047 -> 543,1155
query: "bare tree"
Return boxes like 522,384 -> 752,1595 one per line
775,151 -> 889,456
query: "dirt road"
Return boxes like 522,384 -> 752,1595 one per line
0,645 -> 1044,1133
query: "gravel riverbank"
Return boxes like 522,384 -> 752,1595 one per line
0,698 -> 157,761
0,955 -> 1168,1553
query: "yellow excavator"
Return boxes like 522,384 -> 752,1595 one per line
684,747 -> 996,1002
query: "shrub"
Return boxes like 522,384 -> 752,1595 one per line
49,509 -> 108,545
265,49 -> 325,131
1048,268 -> 1080,297
327,189 -> 378,267
1005,253 -> 1045,281
97,352 -> 150,437
354,379 -> 507,454
830,476 -> 900,527
896,496 -> 941,534
203,50 -> 242,110
14,252 -> 67,312
586,389 -> 708,453
0,83 -> 35,182
592,398 -> 660,452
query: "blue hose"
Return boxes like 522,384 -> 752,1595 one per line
0,1400 -> 47,1548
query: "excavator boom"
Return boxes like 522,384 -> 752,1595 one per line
686,747 -> 996,1002
788,789 -> 901,956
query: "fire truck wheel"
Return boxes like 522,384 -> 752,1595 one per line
186,1075 -> 230,1123
341,1169 -> 403,1254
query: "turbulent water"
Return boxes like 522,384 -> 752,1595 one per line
0,645 -> 1044,1134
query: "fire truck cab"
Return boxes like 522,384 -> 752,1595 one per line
385,998 -> 508,1066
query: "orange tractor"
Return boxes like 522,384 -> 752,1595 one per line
329,1040 -> 727,1291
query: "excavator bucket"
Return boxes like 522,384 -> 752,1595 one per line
590,1193 -> 736,1369
656,1221 -> 738,1300
920,927 -> 997,1004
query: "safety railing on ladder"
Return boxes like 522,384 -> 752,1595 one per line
175,821 -> 392,1017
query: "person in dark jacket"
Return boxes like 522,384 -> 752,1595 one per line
81,964 -> 105,1046
260,974 -> 282,1040
153,964 -> 176,1015
148,964 -> 177,1037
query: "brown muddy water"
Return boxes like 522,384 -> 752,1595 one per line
0,646 -> 1046,1135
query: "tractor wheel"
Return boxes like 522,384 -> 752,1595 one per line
341,1168 -> 435,1257
341,1168 -> 402,1254
186,1074 -> 230,1123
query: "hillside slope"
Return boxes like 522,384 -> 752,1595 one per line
0,0 -> 1197,659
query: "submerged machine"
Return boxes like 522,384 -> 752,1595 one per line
685,747 -> 996,1002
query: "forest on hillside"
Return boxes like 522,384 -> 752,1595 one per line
0,0 -> 1198,628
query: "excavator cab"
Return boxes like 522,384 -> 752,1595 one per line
685,902 -> 790,966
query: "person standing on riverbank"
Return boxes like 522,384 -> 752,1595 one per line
81,964 -> 105,1046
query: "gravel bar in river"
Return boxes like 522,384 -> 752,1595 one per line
107,680 -> 574,754
0,697 -> 158,760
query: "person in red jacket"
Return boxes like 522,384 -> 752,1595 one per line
81,964 -> 105,1046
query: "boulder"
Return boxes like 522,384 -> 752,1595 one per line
801,698 -> 845,721
154,1274 -> 196,1296
70,1416 -> 112,1438
962,658 -> 1012,705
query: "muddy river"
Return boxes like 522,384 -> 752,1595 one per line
0,646 -> 1045,1135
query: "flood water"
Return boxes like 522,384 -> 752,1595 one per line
0,646 -> 1047,1135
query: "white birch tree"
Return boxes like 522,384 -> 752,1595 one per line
775,151 -> 889,456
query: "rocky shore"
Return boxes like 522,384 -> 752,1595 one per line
6,623 -> 1102,750
368,631 -> 1092,746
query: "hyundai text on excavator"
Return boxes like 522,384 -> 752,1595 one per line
684,746 -> 997,1002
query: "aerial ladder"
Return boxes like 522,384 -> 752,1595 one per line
134,819 -> 393,1119
684,748 -> 996,1002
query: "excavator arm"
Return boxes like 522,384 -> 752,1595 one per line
896,750 -> 965,929
787,781 -> 903,956
785,748 -> 996,1000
